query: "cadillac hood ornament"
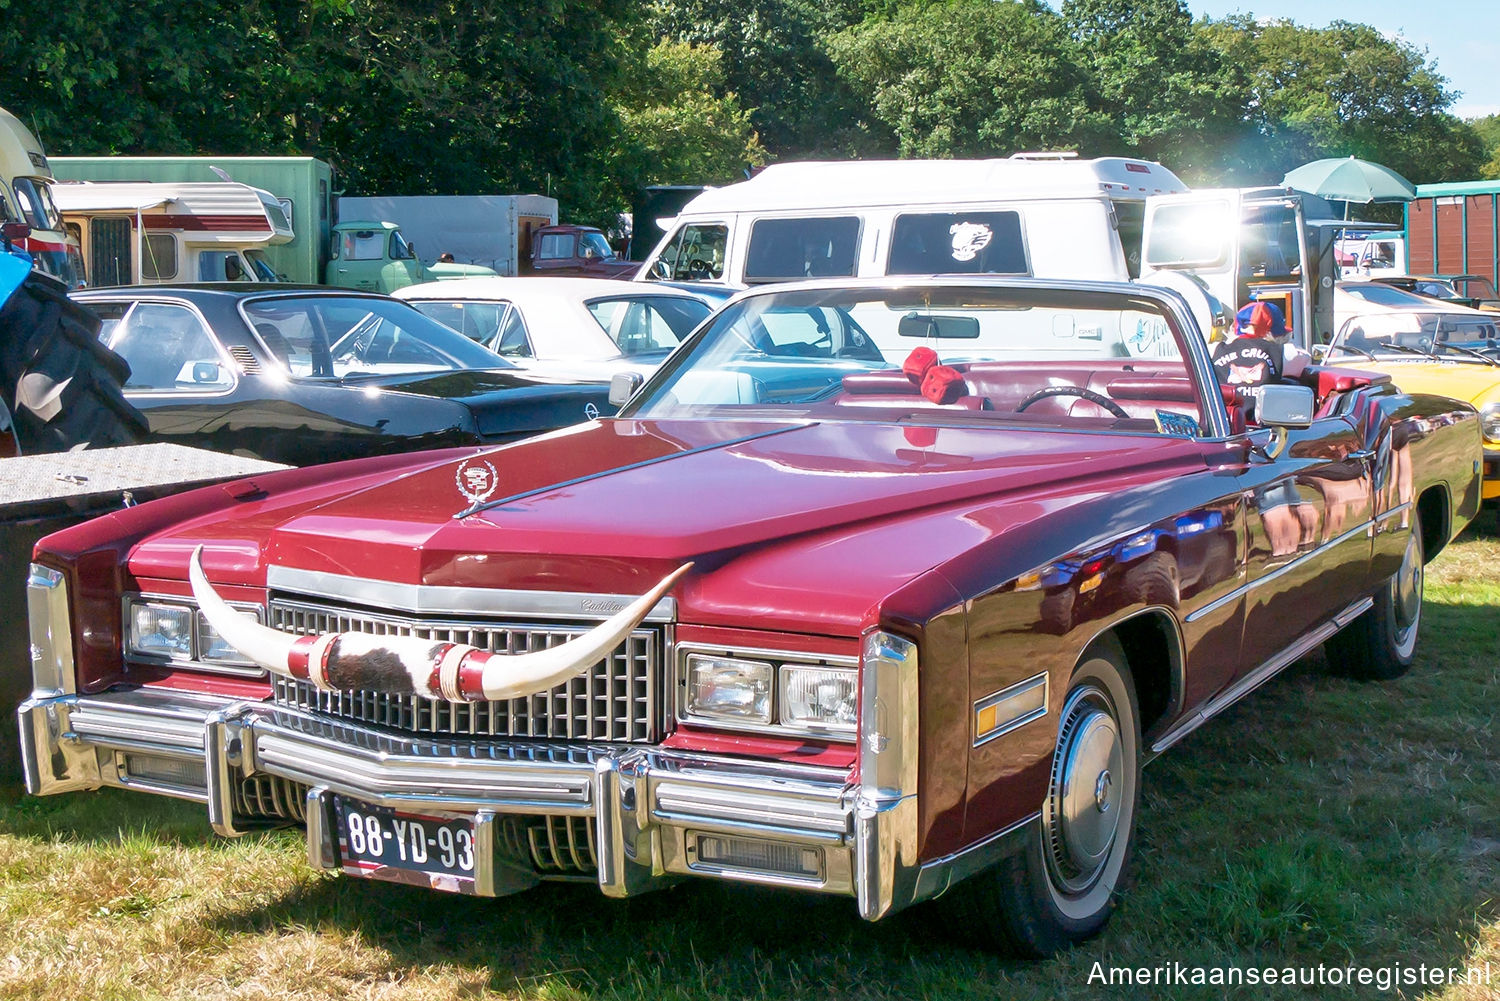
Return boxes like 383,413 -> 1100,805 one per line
188,546 -> 692,702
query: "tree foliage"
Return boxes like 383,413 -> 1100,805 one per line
0,0 -> 1492,222
826,0 -> 1104,159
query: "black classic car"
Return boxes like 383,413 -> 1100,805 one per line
72,284 -> 614,466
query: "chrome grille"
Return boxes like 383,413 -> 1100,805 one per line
268,598 -> 661,742
500,815 -> 598,876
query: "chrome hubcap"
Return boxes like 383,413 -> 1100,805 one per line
1394,530 -> 1422,636
1046,687 -> 1124,894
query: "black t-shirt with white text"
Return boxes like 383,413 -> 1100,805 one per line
1212,336 -> 1282,386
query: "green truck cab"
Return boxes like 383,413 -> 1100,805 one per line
325,220 -> 495,292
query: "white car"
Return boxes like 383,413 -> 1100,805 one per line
1335,281 -> 1499,343
393,277 -> 714,381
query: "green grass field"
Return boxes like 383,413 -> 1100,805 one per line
2,527 -> 1497,1000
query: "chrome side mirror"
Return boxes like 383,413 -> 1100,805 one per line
609,371 -> 644,407
1255,384 -> 1315,428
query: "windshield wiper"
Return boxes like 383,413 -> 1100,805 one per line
1328,344 -> 1376,361
1435,343 -> 1500,366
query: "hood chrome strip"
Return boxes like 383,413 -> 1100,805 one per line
266,565 -> 678,622
456,422 -> 808,519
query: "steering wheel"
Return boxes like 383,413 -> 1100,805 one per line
687,258 -> 712,278
1015,385 -> 1129,419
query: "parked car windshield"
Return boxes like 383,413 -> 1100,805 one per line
628,283 -> 1209,433
1329,311 -> 1500,360
243,294 -> 512,378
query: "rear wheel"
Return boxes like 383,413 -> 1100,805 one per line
1326,516 -> 1423,680
941,638 -> 1140,956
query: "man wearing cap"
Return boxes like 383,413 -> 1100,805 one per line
1211,301 -> 1311,387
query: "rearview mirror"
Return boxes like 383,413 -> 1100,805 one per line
609,371 -> 644,407
898,312 -> 981,339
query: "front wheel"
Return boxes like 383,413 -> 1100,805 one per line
1326,515 -> 1423,679
940,638 -> 1140,956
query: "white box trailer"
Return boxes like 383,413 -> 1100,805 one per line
337,194 -> 559,276
53,180 -> 294,287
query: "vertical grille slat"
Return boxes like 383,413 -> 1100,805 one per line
269,598 -> 660,743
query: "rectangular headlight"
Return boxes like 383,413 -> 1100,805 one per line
196,609 -> 258,668
683,654 -> 773,725
128,600 -> 195,660
779,664 -> 857,734
125,596 -> 265,676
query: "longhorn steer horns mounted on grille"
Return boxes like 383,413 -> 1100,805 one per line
188,546 -> 692,702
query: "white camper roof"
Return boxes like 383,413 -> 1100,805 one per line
52,181 -> 294,244
678,156 -> 1188,216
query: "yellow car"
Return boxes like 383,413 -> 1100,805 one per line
1326,305 -> 1500,499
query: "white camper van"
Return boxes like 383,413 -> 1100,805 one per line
52,180 -> 294,287
638,154 -> 1189,288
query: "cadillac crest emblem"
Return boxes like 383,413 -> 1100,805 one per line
455,458 -> 500,507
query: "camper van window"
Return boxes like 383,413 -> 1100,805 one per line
142,234 -> 178,281
1146,200 -> 1232,270
12,178 -> 60,231
199,251 -> 246,282
888,211 -> 1027,276
745,217 -> 860,282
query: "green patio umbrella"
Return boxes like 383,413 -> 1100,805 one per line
1280,156 -> 1417,203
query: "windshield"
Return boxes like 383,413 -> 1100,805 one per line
242,295 -> 512,378
627,283 -> 1208,434
244,250 -> 282,282
12,177 -> 61,231
580,230 -> 616,260
1329,310 -> 1500,362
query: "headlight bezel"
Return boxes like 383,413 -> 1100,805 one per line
123,593 -> 266,677
1480,401 -> 1500,444
676,643 -> 859,742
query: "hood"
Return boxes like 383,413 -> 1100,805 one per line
135,419 -> 1209,634
1348,360 -> 1500,408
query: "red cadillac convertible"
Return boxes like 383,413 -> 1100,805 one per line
19,277 -> 1481,956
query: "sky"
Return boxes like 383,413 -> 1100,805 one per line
1186,0 -> 1500,119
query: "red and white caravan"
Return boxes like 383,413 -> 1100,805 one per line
53,179 -> 294,286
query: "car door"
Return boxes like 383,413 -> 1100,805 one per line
1229,410 -> 1373,676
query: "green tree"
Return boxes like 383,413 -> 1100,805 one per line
826,0 -> 1105,159
1060,0 -> 1240,180
1199,16 -> 1486,185
643,0 -> 873,157
611,39 -> 767,189
1472,114 -> 1500,179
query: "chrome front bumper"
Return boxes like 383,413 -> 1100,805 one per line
20,687 -> 1006,916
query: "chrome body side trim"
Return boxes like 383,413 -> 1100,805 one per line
910,812 -> 1040,902
266,564 -> 678,623
1152,595 -> 1374,754
1184,519 -> 1374,624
